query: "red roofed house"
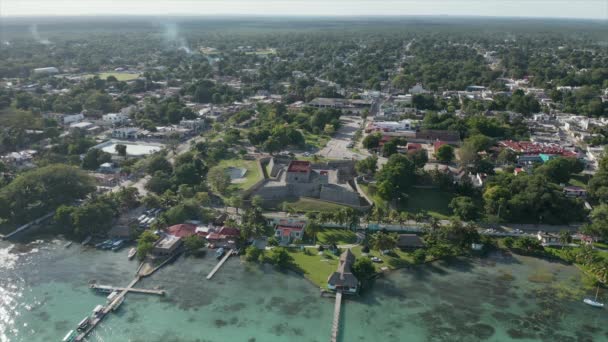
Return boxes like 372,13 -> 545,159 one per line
206,226 -> 241,248
167,223 -> 197,238
286,160 -> 311,183
406,143 -> 422,153
274,220 -> 306,244
434,141 -> 447,153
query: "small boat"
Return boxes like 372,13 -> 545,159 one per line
128,248 -> 137,260
111,240 -> 125,251
215,247 -> 225,260
64,241 -> 73,248
92,305 -> 104,317
584,285 -> 604,308
62,330 -> 77,342
81,236 -> 92,245
111,296 -> 124,311
106,291 -> 118,303
77,317 -> 90,331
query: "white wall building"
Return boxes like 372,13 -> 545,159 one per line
102,113 -> 129,125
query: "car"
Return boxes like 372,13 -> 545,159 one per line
346,142 -> 354,148
303,152 -> 311,156
371,256 -> 383,263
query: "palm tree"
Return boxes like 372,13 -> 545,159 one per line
370,231 -> 398,253
307,220 -> 321,245
559,230 -> 572,248
388,210 -> 400,224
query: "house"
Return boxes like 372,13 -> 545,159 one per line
274,221 -> 306,244
563,186 -> 587,198
152,235 -> 182,256
408,83 -> 429,95
406,143 -> 423,153
62,113 -> 85,125
102,113 -> 129,125
33,67 -> 59,75
414,130 -> 460,145
517,154 -> 543,166
433,141 -> 447,153
70,121 -> 94,132
536,231 -> 561,246
206,226 -> 240,247
327,249 -> 358,294
112,127 -> 140,139
167,223 -> 198,238
396,234 -> 425,250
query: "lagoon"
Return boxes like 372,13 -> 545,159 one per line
0,239 -> 606,342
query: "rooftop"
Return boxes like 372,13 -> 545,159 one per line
287,160 -> 311,173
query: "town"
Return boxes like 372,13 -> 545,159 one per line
0,15 -> 607,342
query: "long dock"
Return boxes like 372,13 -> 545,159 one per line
75,277 -> 141,341
206,249 -> 234,280
89,283 -> 166,296
2,211 -> 54,240
330,290 -> 343,342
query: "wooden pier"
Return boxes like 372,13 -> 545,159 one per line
330,290 -> 343,342
89,283 -> 166,296
2,212 -> 54,240
75,277 -> 143,341
206,249 -> 234,280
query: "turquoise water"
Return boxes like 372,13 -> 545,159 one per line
1,239 -> 607,342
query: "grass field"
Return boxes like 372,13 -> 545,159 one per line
83,72 -> 140,81
216,158 -> 262,193
302,131 -> 330,150
403,189 -> 454,219
316,228 -> 357,245
287,197 -> 350,212
289,245 -> 420,288
568,174 -> 590,189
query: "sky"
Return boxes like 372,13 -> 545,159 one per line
0,0 -> 607,19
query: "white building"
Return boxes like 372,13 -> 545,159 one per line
62,113 -> 84,125
102,113 -> 129,125
408,83 -> 429,95
33,67 -> 59,75
112,127 -> 140,139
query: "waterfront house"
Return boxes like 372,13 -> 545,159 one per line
327,249 -> 358,294
396,234 -> 425,250
536,231 -> 561,246
167,223 -> 198,238
152,235 -> 182,256
206,226 -> 240,248
274,220 -> 306,244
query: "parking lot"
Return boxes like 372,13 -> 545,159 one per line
318,116 -> 366,160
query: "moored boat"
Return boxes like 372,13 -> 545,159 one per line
583,298 -> 604,308
77,317 -> 90,331
111,296 -> 124,311
62,330 -> 77,342
64,241 -> 73,248
215,247 -> 225,260
584,285 -> 604,308
128,247 -> 137,260
81,236 -> 92,245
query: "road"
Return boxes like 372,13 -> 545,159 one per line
318,116 -> 368,160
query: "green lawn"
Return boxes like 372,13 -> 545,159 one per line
359,184 -> 453,219
84,72 -> 140,81
317,228 -> 357,245
216,158 -> 262,193
403,189 -> 454,219
287,197 -> 350,212
302,131 -> 330,150
289,245 -> 421,288
568,174 -> 590,189
288,249 -> 339,288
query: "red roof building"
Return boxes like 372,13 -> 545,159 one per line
167,224 -> 197,238
287,160 -> 311,173
434,141 -> 447,153
274,221 -> 306,244
406,143 -> 422,153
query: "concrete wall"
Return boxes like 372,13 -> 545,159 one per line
319,185 -> 360,206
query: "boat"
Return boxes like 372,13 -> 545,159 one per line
128,247 -> 137,260
92,305 -> 104,317
95,240 -> 112,249
110,240 -> 125,251
64,241 -> 73,248
77,317 -> 90,331
584,285 -> 604,308
111,296 -> 124,311
106,291 -> 118,303
215,247 -> 225,259
81,236 -> 92,245
62,330 -> 77,342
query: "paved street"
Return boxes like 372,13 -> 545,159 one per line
318,116 -> 366,160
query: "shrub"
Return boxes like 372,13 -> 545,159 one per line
268,237 -> 279,246
412,249 -> 426,264
244,245 -> 262,262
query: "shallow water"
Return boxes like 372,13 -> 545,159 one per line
0,240 -> 606,342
